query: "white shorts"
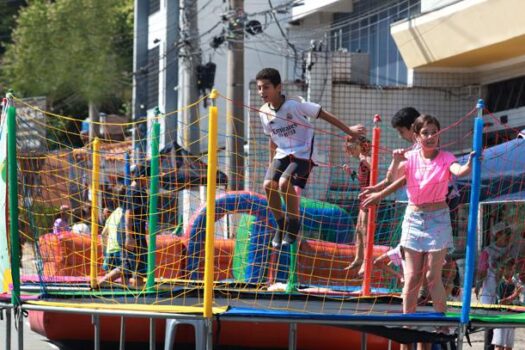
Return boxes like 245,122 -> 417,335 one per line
492,328 -> 515,348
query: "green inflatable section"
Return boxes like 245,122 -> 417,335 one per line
232,197 -> 353,281
232,215 -> 255,281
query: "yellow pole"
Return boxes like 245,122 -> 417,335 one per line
90,138 -> 100,289
203,89 -> 218,318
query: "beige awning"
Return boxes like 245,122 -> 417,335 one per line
391,0 -> 525,69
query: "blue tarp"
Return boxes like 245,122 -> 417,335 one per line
456,132 -> 525,203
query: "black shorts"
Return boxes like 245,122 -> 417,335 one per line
123,235 -> 147,278
264,156 -> 314,189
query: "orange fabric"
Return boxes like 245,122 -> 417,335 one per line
155,235 -> 186,279
297,240 -> 395,287
37,233 -> 234,280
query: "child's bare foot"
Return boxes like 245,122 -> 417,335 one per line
357,264 -> 365,276
91,276 -> 107,290
344,259 -> 363,271
128,277 -> 145,289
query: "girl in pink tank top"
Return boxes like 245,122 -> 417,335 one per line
362,115 -> 475,346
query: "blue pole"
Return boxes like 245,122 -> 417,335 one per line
124,152 -> 131,186
460,99 -> 484,325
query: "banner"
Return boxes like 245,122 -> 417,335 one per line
0,98 -> 11,293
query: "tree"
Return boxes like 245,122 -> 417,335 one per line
2,0 -> 133,143
0,1 -> 27,56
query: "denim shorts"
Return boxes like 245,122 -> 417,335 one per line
400,207 -> 453,252
103,251 -> 122,271
123,237 -> 148,278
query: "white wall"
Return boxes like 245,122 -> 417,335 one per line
196,0 -> 288,150
421,0 -> 461,13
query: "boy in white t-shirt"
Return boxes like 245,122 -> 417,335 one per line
256,68 -> 366,247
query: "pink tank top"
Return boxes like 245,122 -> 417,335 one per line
405,150 -> 457,205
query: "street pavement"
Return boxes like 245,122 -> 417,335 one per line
0,309 -> 59,350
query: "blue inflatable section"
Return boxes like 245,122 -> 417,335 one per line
299,197 -> 354,243
185,191 -> 354,283
185,192 -> 277,282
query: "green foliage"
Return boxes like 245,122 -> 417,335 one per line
2,0 -> 133,108
0,1 -> 27,56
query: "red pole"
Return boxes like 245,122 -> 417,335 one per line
362,115 -> 381,296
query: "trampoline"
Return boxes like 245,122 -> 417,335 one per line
3,94 -> 525,350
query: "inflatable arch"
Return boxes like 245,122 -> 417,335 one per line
184,191 -> 276,282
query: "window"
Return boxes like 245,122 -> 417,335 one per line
147,46 -> 159,110
149,0 -> 160,15
331,0 -> 421,86
486,76 -> 525,113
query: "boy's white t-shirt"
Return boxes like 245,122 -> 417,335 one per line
259,96 -> 321,161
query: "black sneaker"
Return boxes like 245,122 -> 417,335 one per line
281,231 -> 296,246
282,218 -> 300,246
271,230 -> 282,248
272,218 -> 285,248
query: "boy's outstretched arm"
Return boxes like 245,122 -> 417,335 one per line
360,149 -> 407,196
361,176 -> 406,208
318,109 -> 366,137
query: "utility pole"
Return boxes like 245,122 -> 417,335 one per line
132,0 -> 148,161
226,0 -> 245,191
88,102 -> 99,141
178,0 -> 201,155
160,1 -> 179,151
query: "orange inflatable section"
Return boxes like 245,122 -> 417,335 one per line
297,240 -> 397,287
37,233 -> 233,280
38,232 -> 104,276
213,238 -> 234,280
29,310 -> 399,349
38,233 -> 398,287
154,235 -> 186,279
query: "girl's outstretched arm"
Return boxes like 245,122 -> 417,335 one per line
450,151 -> 476,177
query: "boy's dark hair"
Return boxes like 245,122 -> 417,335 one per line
255,68 -> 281,86
391,107 -> 420,129
412,114 -> 441,134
